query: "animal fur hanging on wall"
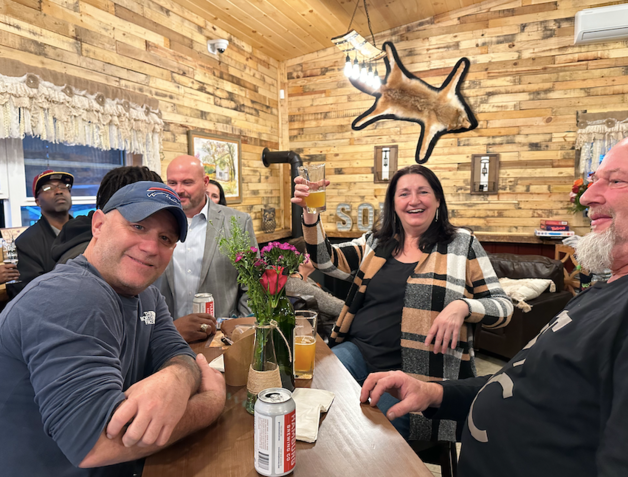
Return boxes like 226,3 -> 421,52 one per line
351,42 -> 478,164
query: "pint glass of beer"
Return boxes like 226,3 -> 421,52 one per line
2,239 -> 19,284
294,311 -> 317,380
298,164 -> 326,214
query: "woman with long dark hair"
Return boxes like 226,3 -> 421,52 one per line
292,164 -> 512,443
206,179 -> 227,206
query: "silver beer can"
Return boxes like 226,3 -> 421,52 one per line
192,293 -> 214,316
254,388 -> 296,476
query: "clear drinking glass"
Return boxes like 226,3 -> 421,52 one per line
298,163 -> 326,214
2,240 -> 19,284
294,311 -> 317,380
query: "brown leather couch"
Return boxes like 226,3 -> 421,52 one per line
474,253 -> 574,360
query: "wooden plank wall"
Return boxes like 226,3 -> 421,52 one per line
0,0 -> 283,234
286,0 -> 628,237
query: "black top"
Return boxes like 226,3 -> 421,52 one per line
6,215 -> 66,299
425,276 -> 628,477
349,257 -> 417,372
51,212 -> 93,263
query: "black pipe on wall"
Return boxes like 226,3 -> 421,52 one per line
261,148 -> 303,237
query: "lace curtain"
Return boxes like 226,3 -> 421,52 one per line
575,116 -> 628,178
0,71 -> 163,172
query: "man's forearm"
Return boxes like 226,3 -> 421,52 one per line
423,376 -> 489,422
159,354 -> 201,397
79,385 -> 225,468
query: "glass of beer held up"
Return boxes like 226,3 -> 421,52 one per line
298,163 -> 326,214
294,311 -> 317,380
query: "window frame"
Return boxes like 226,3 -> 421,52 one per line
0,138 -> 135,227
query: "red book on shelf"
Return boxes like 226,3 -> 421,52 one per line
540,220 -> 569,226
540,225 -> 570,231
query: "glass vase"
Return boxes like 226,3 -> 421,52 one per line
273,293 -> 296,392
245,323 -> 281,414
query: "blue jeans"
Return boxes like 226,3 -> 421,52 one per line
332,341 -> 410,440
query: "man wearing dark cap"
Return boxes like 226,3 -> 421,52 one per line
7,169 -> 74,298
0,181 -> 226,476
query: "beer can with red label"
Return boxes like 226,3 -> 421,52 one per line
192,293 -> 214,316
254,388 -> 296,476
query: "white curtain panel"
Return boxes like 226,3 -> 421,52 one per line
0,72 -> 163,171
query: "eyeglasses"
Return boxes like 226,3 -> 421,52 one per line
40,183 -> 72,193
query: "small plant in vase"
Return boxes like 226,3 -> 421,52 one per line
219,217 -> 305,413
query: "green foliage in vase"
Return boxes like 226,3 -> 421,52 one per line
273,294 -> 296,391
219,216 -> 305,324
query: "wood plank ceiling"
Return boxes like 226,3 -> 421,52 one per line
170,0 -> 486,61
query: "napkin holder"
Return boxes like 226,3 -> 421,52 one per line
221,317 -> 256,386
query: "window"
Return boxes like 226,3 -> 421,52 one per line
20,204 -> 97,227
23,136 -> 125,198
0,137 -> 130,227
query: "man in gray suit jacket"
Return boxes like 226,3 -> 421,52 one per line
160,155 -> 257,342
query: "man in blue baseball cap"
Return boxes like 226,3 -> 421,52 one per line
0,181 -> 226,476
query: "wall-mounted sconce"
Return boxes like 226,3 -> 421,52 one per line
471,154 -> 499,194
374,145 -> 398,183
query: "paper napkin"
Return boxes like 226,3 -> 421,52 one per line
292,388 -> 335,443
209,354 -> 225,372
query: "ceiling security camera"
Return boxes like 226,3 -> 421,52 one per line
207,39 -> 229,55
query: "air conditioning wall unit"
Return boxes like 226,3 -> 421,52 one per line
574,4 -> 628,45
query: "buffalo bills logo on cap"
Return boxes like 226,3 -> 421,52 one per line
147,187 -> 181,205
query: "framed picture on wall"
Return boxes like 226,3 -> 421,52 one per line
187,130 -> 242,204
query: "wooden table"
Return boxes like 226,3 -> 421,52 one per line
144,337 -> 432,477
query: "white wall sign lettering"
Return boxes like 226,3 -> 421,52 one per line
336,202 -> 385,232
336,203 -> 353,231
357,203 -> 374,232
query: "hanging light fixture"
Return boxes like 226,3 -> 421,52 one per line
332,0 -> 385,86
332,30 -> 383,60
351,53 -> 360,80
371,65 -> 381,89
359,61 -> 368,82
344,54 -> 352,77
372,70 -> 381,90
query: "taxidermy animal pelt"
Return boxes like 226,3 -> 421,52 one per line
351,41 -> 478,164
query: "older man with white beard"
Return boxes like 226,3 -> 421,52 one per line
575,141 -> 628,275
359,138 -> 628,477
